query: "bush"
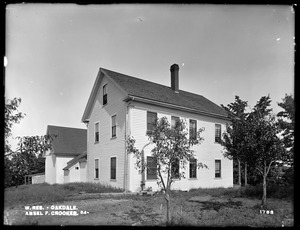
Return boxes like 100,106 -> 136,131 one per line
239,184 -> 293,200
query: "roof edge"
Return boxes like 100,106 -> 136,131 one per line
124,95 -> 230,121
81,68 -> 103,123
81,68 -> 129,123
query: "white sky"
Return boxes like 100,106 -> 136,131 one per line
5,4 -> 294,151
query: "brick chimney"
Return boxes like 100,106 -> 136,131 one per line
170,64 -> 179,93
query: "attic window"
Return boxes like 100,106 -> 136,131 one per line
103,84 -> 107,105
75,167 -> 79,170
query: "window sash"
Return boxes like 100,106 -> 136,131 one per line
95,159 -> 99,179
215,124 -> 221,143
111,157 -> 116,180
95,123 -> 99,142
112,115 -> 116,137
189,158 -> 197,178
171,158 -> 180,179
147,156 -> 157,180
147,112 -> 157,132
171,116 -> 180,128
103,84 -> 107,105
215,160 -> 221,178
189,119 -> 197,140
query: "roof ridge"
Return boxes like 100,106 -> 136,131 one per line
103,68 -> 206,98
102,68 -> 169,89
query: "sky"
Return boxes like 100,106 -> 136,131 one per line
5,4 -> 295,151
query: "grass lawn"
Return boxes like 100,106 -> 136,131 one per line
4,183 -> 293,226
4,182 -> 124,208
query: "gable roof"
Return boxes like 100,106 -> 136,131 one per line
63,152 -> 87,170
82,67 -> 229,122
46,125 -> 87,156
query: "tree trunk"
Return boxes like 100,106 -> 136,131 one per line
261,163 -> 267,207
262,175 -> 267,207
165,192 -> 171,224
245,162 -> 248,186
238,159 -> 241,186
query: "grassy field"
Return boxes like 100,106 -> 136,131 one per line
4,182 -> 124,208
4,183 -> 293,226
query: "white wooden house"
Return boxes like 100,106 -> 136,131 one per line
81,64 -> 233,192
43,125 -> 87,184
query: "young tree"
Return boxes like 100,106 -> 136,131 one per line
5,98 -> 26,155
127,117 -> 206,224
221,95 -> 286,207
246,96 -> 286,206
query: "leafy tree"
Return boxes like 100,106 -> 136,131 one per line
221,95 -> 286,207
277,94 -> 294,165
127,117 -> 206,224
247,97 -> 285,206
221,96 -> 249,185
5,98 -> 26,155
5,134 -> 56,187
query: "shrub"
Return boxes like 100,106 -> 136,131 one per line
239,184 -> 293,200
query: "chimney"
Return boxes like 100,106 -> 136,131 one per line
170,64 -> 179,93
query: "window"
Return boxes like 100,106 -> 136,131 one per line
103,84 -> 107,105
215,160 -> 221,178
171,116 -> 180,129
112,115 -> 116,137
171,158 -> 180,179
147,156 -> 157,180
215,124 -> 221,143
111,157 -> 116,180
95,122 -> 99,143
95,159 -> 99,179
147,112 -> 157,133
189,119 -> 197,140
25,176 -> 32,185
189,158 -> 197,179
75,167 -> 79,170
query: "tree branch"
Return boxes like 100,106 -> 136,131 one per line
255,167 -> 264,177
157,163 -> 166,192
266,160 -> 274,176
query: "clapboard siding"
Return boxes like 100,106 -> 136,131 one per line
86,74 -> 126,189
128,101 -> 233,192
